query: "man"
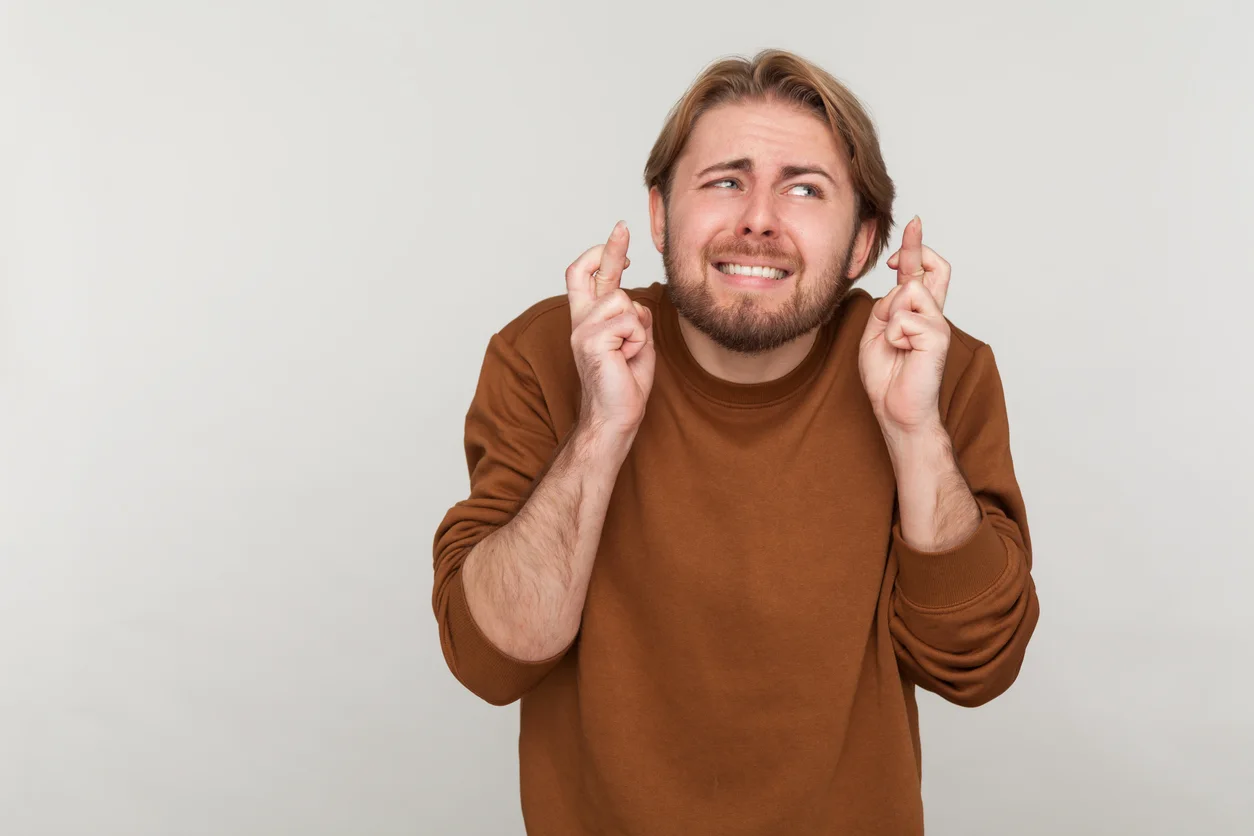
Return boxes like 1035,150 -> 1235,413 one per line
433,48 -> 1039,835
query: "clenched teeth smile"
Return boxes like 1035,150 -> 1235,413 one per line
715,263 -> 791,280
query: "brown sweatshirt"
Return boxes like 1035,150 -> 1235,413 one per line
432,281 -> 1039,835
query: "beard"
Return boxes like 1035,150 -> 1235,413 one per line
662,222 -> 859,355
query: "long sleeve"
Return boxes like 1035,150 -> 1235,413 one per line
888,343 -> 1040,707
432,330 -> 572,706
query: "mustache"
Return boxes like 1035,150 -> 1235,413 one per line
704,241 -> 802,271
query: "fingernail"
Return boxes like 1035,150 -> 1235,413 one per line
612,221 -> 626,239
911,215 -> 921,227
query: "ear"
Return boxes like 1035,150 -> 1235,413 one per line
846,218 -> 877,278
648,186 -> 666,254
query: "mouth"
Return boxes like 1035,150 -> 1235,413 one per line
712,261 -> 795,284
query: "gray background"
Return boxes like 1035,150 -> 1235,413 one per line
3,0 -> 1252,833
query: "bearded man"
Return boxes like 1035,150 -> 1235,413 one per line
433,48 -> 1040,836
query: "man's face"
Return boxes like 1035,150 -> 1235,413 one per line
649,97 -> 872,354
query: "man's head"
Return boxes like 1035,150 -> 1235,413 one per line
644,50 -> 896,354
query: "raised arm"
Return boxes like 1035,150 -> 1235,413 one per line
432,222 -> 656,705
885,343 -> 1039,707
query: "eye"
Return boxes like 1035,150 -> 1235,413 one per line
788,183 -> 823,198
709,178 -> 740,189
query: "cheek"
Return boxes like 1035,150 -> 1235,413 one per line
672,213 -> 728,262
788,216 -> 851,265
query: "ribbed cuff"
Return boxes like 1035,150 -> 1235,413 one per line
892,507 -> 1010,609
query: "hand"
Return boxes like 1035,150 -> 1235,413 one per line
565,221 -> 656,438
858,216 -> 953,439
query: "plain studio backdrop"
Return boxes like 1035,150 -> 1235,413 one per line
2,1 -> 1251,834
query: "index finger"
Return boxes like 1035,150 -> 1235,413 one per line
896,215 -> 925,284
594,221 -> 630,297
565,243 -> 606,323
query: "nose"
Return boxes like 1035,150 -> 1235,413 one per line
735,186 -> 779,240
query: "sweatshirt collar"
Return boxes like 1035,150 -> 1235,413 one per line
655,282 -> 842,407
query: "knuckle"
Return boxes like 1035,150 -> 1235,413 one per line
569,246 -> 603,278
594,291 -> 621,315
590,294 -> 613,316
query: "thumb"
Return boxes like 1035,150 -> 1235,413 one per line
634,301 -> 653,330
629,303 -> 656,385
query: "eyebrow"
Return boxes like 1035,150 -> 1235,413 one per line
694,158 -> 837,185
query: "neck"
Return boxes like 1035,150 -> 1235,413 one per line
675,315 -> 821,384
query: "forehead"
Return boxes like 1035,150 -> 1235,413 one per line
680,98 -> 847,178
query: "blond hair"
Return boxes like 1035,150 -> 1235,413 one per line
643,49 -> 895,278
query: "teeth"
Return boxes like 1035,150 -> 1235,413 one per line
716,263 -> 789,279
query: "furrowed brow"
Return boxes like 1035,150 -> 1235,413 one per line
694,158 -> 753,179
779,164 -> 836,185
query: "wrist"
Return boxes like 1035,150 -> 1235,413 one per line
881,418 -> 947,463
569,416 -> 637,469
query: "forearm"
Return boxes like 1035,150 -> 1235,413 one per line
884,422 -> 981,553
460,421 -> 632,662
885,423 -> 1037,706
